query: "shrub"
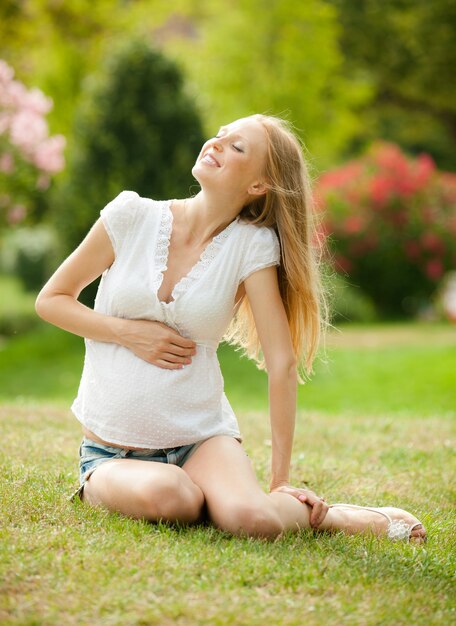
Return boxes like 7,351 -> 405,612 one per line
327,273 -> 378,324
315,141 -> 456,317
52,37 -> 205,305
0,274 -> 40,336
1,225 -> 60,292
0,59 -> 66,229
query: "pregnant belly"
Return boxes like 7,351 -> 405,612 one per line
84,341 -> 223,418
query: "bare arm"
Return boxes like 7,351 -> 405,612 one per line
35,218 -> 196,368
243,265 -> 297,488
243,265 -> 328,527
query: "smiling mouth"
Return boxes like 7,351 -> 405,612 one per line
201,153 -> 221,167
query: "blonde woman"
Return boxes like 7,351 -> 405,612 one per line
36,114 -> 426,543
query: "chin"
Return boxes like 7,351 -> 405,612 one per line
191,163 -> 213,185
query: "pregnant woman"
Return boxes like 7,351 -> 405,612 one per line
36,113 -> 426,543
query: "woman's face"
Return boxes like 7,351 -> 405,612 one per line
192,117 -> 269,201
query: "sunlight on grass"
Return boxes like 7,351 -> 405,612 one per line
1,403 -> 455,626
1,323 -> 455,625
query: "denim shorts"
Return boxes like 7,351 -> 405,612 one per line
69,436 -> 205,502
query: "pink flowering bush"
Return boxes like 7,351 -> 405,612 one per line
0,59 -> 66,227
315,141 -> 456,317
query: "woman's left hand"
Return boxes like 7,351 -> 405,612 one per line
270,484 -> 329,528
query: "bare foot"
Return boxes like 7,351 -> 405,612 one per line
323,504 -> 427,544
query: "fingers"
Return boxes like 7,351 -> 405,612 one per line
309,500 -> 329,528
165,326 -> 197,350
156,359 -> 187,370
295,489 -> 329,528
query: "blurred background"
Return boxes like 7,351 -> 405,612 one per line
0,0 -> 455,412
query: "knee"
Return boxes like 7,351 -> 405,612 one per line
214,499 -> 284,539
134,471 -> 204,523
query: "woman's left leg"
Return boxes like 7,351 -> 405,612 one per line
182,435 -> 330,539
182,436 -> 426,542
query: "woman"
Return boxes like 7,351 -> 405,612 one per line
36,113 -> 426,543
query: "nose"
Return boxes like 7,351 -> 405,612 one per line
210,137 -> 223,152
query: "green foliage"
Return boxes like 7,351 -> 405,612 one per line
327,273 -> 378,323
51,37 -> 205,302
0,274 -> 39,336
329,0 -> 456,170
1,225 -> 61,291
165,0 -> 373,171
1,323 -> 455,419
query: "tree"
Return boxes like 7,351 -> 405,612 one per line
328,0 -> 456,170
53,37 -> 205,303
163,0 -> 373,172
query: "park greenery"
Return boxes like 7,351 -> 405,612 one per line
317,142 -> 456,316
0,3 -> 455,623
1,321 -> 455,625
1,0 -> 455,319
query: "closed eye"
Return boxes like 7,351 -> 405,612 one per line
214,135 -> 244,153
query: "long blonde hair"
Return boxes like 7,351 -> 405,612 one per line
222,113 -> 329,384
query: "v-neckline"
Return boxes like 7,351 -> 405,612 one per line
155,200 -> 239,307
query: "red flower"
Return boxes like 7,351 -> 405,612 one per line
335,255 -> 353,273
343,215 -> 364,234
370,175 -> 394,207
420,232 -> 445,254
404,241 -> 420,260
425,259 -> 444,280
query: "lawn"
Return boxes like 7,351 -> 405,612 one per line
1,321 -> 455,625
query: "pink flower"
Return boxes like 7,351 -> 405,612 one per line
0,152 -> 14,173
7,203 -> 27,224
10,110 -> 48,153
32,134 -> 66,173
0,59 -> 14,84
36,173 -> 51,190
23,87 -> 53,115
6,79 -> 28,108
0,112 -> 11,134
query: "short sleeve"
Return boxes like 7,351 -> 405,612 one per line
99,190 -> 140,255
239,226 -> 281,283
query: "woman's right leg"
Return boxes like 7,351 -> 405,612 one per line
81,459 -> 205,524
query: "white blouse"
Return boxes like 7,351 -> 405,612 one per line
71,190 -> 281,448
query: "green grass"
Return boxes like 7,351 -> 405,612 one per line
1,321 -> 454,417
1,322 -> 455,624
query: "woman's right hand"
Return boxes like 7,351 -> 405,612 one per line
118,319 -> 197,369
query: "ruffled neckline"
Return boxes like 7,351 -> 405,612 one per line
154,200 -> 239,306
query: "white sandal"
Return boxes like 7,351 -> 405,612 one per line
328,503 -> 427,542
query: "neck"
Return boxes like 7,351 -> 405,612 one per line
182,190 -> 244,245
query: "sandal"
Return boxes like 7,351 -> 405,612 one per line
328,503 -> 427,543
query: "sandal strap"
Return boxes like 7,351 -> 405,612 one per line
329,503 -> 422,541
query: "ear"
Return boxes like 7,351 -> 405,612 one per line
247,179 -> 270,197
